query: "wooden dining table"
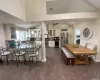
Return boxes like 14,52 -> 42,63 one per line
64,44 -> 97,65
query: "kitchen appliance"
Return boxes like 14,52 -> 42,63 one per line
54,37 -> 59,48
60,31 -> 69,47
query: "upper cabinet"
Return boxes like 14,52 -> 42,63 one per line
47,24 -> 61,37
30,29 -> 41,38
53,30 -> 56,36
49,29 -> 60,37
49,29 -> 56,37
49,30 -> 52,36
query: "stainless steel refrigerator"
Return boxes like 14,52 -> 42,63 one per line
60,31 -> 69,47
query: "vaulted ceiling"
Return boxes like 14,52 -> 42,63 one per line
0,0 -> 100,28
46,0 -> 100,14
0,10 -> 25,24
87,0 -> 100,10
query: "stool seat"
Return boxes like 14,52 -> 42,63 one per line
28,52 -> 38,57
0,47 -> 13,65
15,51 -> 25,56
1,52 -> 11,56
15,50 -> 26,67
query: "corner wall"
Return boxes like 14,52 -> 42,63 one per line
4,24 -> 28,40
74,18 -> 100,62
0,24 -> 5,47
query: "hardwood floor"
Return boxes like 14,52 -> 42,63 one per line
0,48 -> 100,80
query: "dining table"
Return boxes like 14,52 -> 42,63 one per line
64,44 -> 97,65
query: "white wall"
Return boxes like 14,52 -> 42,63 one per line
0,0 -> 26,21
68,26 -> 74,44
26,0 -> 46,22
0,24 -> 5,47
4,25 -> 11,40
4,24 -> 28,40
74,18 -> 100,61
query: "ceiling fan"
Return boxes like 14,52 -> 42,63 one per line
52,23 -> 59,26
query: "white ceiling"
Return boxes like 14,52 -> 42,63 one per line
87,0 -> 100,10
0,10 -> 25,24
46,0 -> 99,14
0,10 -> 38,29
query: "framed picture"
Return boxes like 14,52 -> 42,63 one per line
82,27 -> 93,40
10,27 -> 16,39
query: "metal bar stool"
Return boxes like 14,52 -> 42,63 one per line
28,47 -> 39,67
0,47 -> 12,65
14,48 -> 26,67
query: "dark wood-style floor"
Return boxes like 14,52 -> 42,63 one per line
0,48 -> 100,80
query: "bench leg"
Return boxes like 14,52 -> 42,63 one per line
72,59 -> 75,66
66,58 -> 68,66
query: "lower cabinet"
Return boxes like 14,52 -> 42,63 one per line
48,41 -> 55,47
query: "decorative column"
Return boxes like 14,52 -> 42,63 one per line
41,22 -> 46,62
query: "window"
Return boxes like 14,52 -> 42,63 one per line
16,30 -> 28,41
31,29 -> 41,38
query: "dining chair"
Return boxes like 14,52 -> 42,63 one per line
86,43 -> 96,50
14,48 -> 26,67
0,47 -> 12,65
86,43 -> 97,61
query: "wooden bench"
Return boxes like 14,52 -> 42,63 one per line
61,47 -> 75,66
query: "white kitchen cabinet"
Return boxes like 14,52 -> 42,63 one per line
55,29 -> 60,37
52,41 -> 55,47
49,30 -> 52,36
48,41 -> 55,47
49,29 -> 56,37
49,29 -> 60,37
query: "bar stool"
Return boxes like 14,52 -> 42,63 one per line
0,47 -> 12,65
14,49 -> 26,67
28,47 -> 39,67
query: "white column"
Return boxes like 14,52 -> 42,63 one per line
41,22 -> 46,62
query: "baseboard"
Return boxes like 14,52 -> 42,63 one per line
91,57 -> 100,62
95,60 -> 100,62
91,56 -> 100,62
42,58 -> 47,62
